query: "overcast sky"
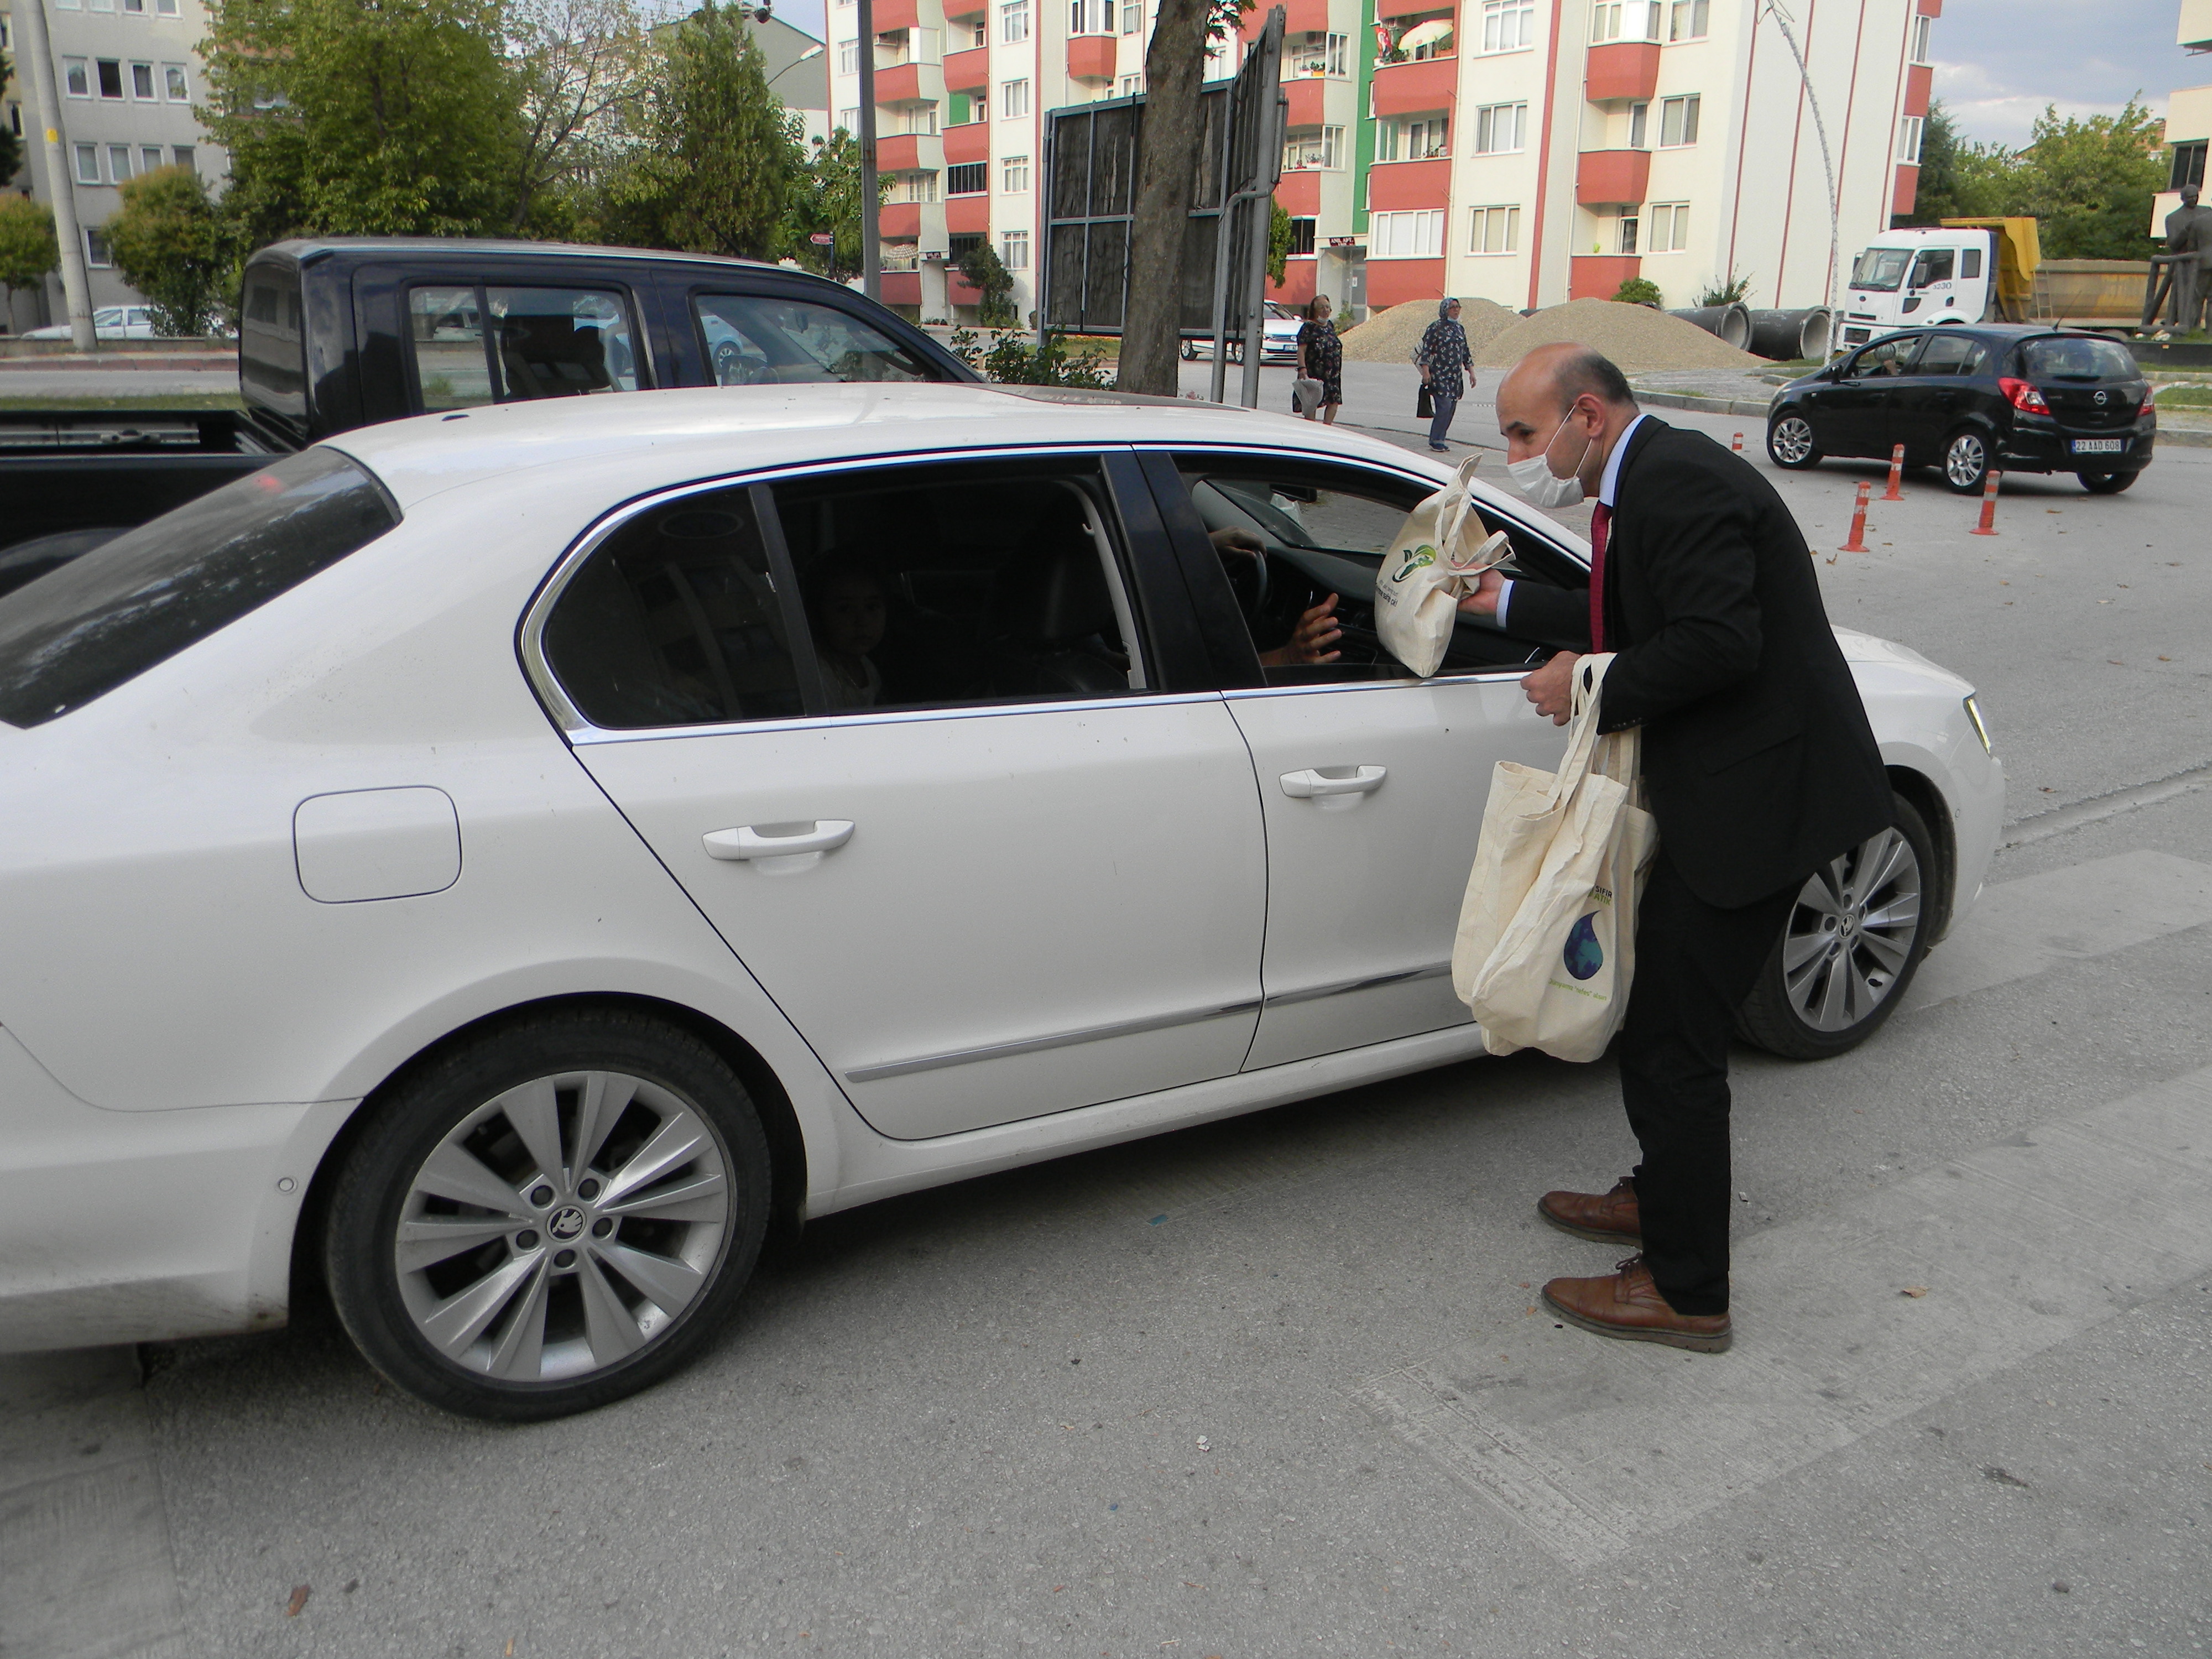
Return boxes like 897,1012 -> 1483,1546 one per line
764,0 -> 2203,152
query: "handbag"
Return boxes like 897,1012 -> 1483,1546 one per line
1416,381 -> 1434,420
1293,376 -> 1326,415
1451,654 -> 1658,1063
1370,455 -> 1512,677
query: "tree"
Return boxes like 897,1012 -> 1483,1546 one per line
0,195 -> 60,325
585,2 -> 800,258
1118,0 -> 1249,393
1267,198 -> 1292,287
0,53 -> 24,187
107,166 -> 232,335
2011,98 -> 2167,258
505,0 -> 652,235
780,130 -> 879,281
958,241 -> 1020,326
1611,276 -> 1662,307
203,0 -> 529,247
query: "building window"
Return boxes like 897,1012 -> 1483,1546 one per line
1473,102 -> 1526,154
164,64 -> 190,100
1469,204 -> 1521,253
1627,100 -> 1649,147
1002,229 -> 1030,269
1282,125 -> 1345,170
1119,74 -> 1141,96
131,62 -> 156,99
1647,201 -> 1689,252
1909,14 -> 1932,65
1668,0 -> 1708,40
64,59 -> 92,97
157,0 -> 180,13
1370,210 -> 1444,258
6,104 -> 18,138
172,144 -> 195,171
1328,31 -> 1348,72
1658,93 -> 1699,147
75,143 -> 102,184
2172,139 -> 2209,194
123,0 -> 145,13
54,0 -> 83,11
901,171 -> 938,203
1617,212 -> 1639,254
97,59 -> 124,98
109,144 -> 134,182
1288,216 -> 1316,255
1390,115 -> 1447,158
948,233 -> 982,263
1897,115 -> 1923,164
142,145 -> 165,174
1001,78 -> 1030,118
1590,1 -> 1658,44
1001,0 -> 1029,41
85,229 -> 113,268
1003,153 -> 1029,191
837,107 -> 859,134
1481,1 -> 1534,52
1122,1 -> 1140,31
837,38 -> 859,74
89,0 -> 115,12
947,161 -> 988,194
1070,0 -> 1111,33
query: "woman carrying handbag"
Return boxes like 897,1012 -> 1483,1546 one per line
1414,298 -> 1473,451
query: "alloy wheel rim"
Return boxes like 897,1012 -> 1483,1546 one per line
1772,418 -> 1813,463
1946,435 -> 1984,487
1782,827 -> 1922,1032
393,1070 -> 733,1383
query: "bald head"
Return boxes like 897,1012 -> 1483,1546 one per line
1499,342 -> 1636,417
1494,342 -> 1641,491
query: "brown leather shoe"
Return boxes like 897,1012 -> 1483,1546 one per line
1541,1256 -> 1732,1353
1537,1176 -> 1641,1246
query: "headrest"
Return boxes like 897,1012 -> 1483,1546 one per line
995,525 -> 1115,646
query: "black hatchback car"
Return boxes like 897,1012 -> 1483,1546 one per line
1766,325 -> 2154,494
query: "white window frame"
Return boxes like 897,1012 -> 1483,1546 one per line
129,61 -> 156,100
1910,14 -> 1932,65
1627,100 -> 1649,148
1121,1 -> 1140,32
1658,93 -> 1700,148
1468,204 -> 1521,254
1370,208 -> 1444,259
1480,0 -> 1534,53
1000,0 -> 1030,43
1002,153 -> 1029,191
1590,1 -> 1658,44
1119,74 -> 1141,96
54,0 -> 85,12
85,228 -> 113,268
837,107 -> 860,134
89,0 -> 116,13
837,38 -> 859,74
142,144 -> 165,174
172,144 -> 195,171
1001,78 -> 1030,118
108,143 -> 134,182
156,0 -> 180,14
75,142 -> 102,184
163,63 -> 190,101
64,58 -> 92,98
1618,211 -> 1639,254
1001,229 -> 1030,269
1647,201 -> 1689,252
1322,124 -> 1344,168
1667,0 -> 1708,41
123,0 -> 147,14
1473,102 -> 1527,154
1068,0 -> 1111,34
1327,31 -> 1349,73
1897,115 -> 1924,165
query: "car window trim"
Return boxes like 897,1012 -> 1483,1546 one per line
520,445 -> 1176,739
684,284 -> 941,387
401,278 -> 653,415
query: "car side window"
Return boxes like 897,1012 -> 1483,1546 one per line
409,285 -> 640,413
1174,456 -> 1575,685
768,458 -> 1146,711
1847,335 -> 1924,378
541,487 -> 804,730
1915,332 -> 1984,377
694,294 -> 932,387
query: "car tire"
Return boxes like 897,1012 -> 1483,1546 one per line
713,341 -> 744,386
1766,413 -> 1822,469
1180,341 -> 1198,360
1736,792 -> 1938,1061
2079,470 -> 2137,494
325,1009 -> 772,1421
1940,428 -> 1991,493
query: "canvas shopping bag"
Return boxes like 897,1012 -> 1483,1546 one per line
1370,455 -> 1514,677
1451,654 -> 1658,1064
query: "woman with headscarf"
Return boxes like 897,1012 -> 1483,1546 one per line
1414,298 -> 1473,452
1295,295 -> 1343,424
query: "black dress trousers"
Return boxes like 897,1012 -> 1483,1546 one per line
1616,850 -> 1801,1316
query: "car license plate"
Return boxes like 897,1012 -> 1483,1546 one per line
2070,438 -> 2125,455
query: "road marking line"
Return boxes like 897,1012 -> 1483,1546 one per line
1353,1063 -> 2212,1569
1902,849 -> 2212,1015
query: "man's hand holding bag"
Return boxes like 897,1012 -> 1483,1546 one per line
1371,456 -> 1514,678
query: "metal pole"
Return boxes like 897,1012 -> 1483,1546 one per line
14,0 -> 97,351
1763,1 -> 1839,312
857,0 -> 881,301
1237,87 -> 1285,410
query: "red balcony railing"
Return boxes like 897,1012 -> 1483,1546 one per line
880,202 -> 924,239
1371,54 -> 1455,118
944,45 -> 990,91
946,194 -> 991,235
1575,148 -> 1651,205
1366,156 -> 1451,211
1585,40 -> 1660,102
944,121 -> 990,164
1067,34 -> 1115,81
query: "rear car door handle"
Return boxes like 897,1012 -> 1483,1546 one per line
702,820 -> 855,860
1279,766 -> 1386,799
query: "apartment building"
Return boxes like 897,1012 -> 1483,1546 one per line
1,0 -> 228,330
840,0 -> 1932,326
2154,0 -> 2211,234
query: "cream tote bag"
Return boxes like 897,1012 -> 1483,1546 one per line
1451,654 -> 1658,1063
1371,456 -> 1514,677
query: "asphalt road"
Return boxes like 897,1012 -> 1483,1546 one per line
4,363 -> 2210,1659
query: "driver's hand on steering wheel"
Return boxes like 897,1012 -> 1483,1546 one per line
1259,593 -> 1343,666
1209,526 -> 1264,557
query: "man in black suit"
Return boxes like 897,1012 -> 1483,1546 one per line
1459,342 -> 1893,1351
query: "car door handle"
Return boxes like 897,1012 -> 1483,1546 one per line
1280,766 -> 1386,799
702,820 -> 855,860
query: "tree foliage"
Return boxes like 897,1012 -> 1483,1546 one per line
204,0 -> 529,246
1267,199 -> 1293,288
1611,276 -> 1662,307
0,194 -> 60,311
505,0 -> 652,235
958,241 -> 1020,327
950,326 -> 1112,387
0,52 -> 24,187
106,166 -> 233,334
582,2 -> 800,258
780,130 -> 880,281
1899,97 -> 2167,259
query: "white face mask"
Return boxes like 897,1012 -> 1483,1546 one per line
1507,409 -> 1595,509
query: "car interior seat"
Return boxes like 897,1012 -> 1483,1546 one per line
986,500 -> 1129,698
498,314 -> 612,399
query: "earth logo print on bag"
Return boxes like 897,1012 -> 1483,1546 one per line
1558,884 -> 1614,988
1391,546 -> 1438,582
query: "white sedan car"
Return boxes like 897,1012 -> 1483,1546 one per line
19,305 -> 164,340
0,386 -> 2004,1419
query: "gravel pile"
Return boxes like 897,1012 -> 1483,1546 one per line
1340,296 -> 1519,362
1473,299 -> 1761,372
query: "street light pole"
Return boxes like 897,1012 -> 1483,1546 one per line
1763,0 -> 1841,313
14,0 -> 98,351
856,0 -> 881,300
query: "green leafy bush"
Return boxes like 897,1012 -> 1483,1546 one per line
950,327 -> 1113,388
1612,277 -> 1663,307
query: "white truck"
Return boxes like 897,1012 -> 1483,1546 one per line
1837,219 -> 2151,351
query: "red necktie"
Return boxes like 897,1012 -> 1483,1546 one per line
1587,502 -> 1611,654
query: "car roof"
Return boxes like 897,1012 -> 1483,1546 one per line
257,237 -> 786,274
326,382 -> 1460,513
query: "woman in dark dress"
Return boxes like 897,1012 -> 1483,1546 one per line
1295,295 -> 1343,424
1415,297 -> 1473,451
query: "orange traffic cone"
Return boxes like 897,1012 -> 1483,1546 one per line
1881,444 -> 1906,500
1839,481 -> 1871,552
1969,470 -> 2001,536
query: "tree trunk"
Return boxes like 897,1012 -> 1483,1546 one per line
1118,0 -> 1210,395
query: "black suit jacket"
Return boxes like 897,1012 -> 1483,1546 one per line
1503,417 -> 1893,908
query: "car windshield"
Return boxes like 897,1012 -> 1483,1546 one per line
1850,249 -> 1912,293
0,448 -> 399,728
2020,336 -> 2138,382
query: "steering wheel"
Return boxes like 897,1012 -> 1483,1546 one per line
1218,542 -> 1271,622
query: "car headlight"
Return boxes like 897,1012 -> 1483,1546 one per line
1963,695 -> 1993,757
